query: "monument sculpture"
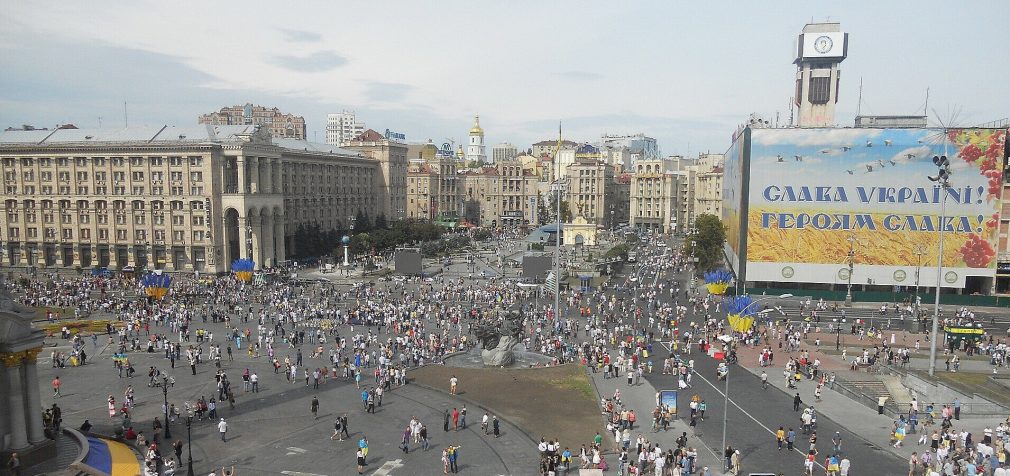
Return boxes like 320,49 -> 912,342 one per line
473,310 -> 523,367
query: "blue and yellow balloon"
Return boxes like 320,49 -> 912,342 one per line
725,295 -> 757,333
704,269 -> 733,296
232,258 -> 255,282
142,271 -> 172,300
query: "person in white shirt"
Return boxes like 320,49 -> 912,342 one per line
217,418 -> 228,442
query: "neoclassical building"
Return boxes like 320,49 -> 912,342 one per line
0,290 -> 49,465
0,125 -> 382,272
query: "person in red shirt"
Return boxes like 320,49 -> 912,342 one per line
52,376 -> 62,398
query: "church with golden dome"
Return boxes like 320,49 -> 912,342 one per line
465,114 -> 488,164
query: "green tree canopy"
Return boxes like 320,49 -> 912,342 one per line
686,213 -> 726,273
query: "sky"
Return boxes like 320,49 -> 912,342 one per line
1,1 -> 1008,156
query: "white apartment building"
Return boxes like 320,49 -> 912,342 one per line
326,111 -> 365,146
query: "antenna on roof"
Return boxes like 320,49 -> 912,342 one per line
856,77 -> 863,117
124,101 -> 129,128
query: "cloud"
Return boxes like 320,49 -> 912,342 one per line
363,81 -> 412,103
271,51 -> 347,73
558,71 -> 603,81
280,29 -> 322,43
753,128 -> 883,147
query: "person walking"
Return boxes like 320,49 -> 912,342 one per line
356,448 -> 366,475
358,436 -> 369,465
6,452 -> 21,476
331,417 -> 344,441
448,444 -> 460,474
492,415 -> 500,438
217,418 -> 228,442
450,375 -> 458,395
452,407 -> 460,431
341,414 -> 350,440
401,426 -> 411,454
444,410 -> 450,432
52,376 -> 62,398
311,396 -> 319,419
793,393 -> 802,411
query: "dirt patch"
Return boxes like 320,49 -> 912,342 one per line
412,364 -> 602,449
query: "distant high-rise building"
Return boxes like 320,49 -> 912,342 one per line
600,134 -> 658,166
492,142 -> 517,163
794,22 -> 848,127
326,111 -> 365,146
465,115 -> 487,164
198,104 -> 306,139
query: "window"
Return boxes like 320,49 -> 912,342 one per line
153,229 -> 165,241
45,227 -> 56,239
5,186 -> 16,194
134,215 -> 146,225
76,171 -> 88,181
170,201 -> 184,210
151,186 -> 163,195
62,228 -> 73,239
150,157 -> 163,166
95,186 -> 107,195
80,228 -> 91,240
23,170 -> 35,181
153,214 -> 164,225
192,230 -> 205,242
97,214 -> 108,225
21,158 -> 33,166
77,186 -> 89,195
115,215 -> 126,225
111,157 -> 123,167
151,201 -> 164,210
116,229 -> 127,240
113,171 -> 125,182
114,186 -> 127,195
6,212 -> 17,222
58,186 -> 70,195
132,171 -> 144,181
151,171 -> 164,182
131,200 -> 145,210
41,186 -> 53,195
25,212 -> 36,223
58,171 -> 70,181
135,230 -> 147,241
172,215 -> 184,226
61,213 -> 72,224
130,157 -> 143,166
190,186 -> 203,196
8,227 -> 19,238
27,227 -> 38,238
190,200 -> 204,210
190,171 -> 202,182
173,230 -> 185,242
132,186 -> 145,195
79,213 -> 90,224
95,171 -> 107,181
192,216 -> 204,226
170,157 -> 184,166
170,171 -> 183,182
170,186 -> 184,195
98,229 -> 108,240
56,157 -> 68,167
94,157 -> 106,166
189,156 -> 203,166
808,76 -> 831,104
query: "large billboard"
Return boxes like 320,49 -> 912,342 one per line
722,127 -> 749,279
741,127 -> 1006,289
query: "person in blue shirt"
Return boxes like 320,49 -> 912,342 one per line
360,389 -> 369,410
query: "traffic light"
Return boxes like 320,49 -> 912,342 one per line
928,155 -> 950,183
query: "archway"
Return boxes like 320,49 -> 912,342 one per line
225,208 -> 240,264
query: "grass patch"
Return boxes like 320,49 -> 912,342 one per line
551,374 -> 595,401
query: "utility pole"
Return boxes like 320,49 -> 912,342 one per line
927,140 -> 952,377
553,122 -> 563,323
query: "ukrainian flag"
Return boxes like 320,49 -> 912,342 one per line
82,436 -> 141,476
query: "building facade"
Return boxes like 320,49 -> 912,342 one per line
198,104 -> 306,139
326,111 -> 365,146
629,160 -> 678,233
0,125 -> 380,273
492,142 -> 517,163
406,154 -> 461,221
343,129 -> 408,221
692,153 -> 724,219
565,158 -> 616,228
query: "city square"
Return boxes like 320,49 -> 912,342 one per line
2,2 -> 1010,476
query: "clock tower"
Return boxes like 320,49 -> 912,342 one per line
794,22 -> 848,127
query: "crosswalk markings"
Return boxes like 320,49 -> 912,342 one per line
372,459 -> 404,475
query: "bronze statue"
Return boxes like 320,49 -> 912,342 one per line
473,310 -> 522,367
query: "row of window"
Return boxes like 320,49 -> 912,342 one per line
7,227 -> 206,242
2,156 -> 203,167
6,170 -> 203,182
4,185 -> 204,196
5,212 -> 206,226
4,199 -> 207,211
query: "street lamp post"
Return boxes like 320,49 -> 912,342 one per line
721,293 -> 793,468
913,245 -> 927,322
927,153 -> 952,377
245,223 -> 253,261
162,376 -> 171,439
845,235 -> 856,307
185,414 -> 194,475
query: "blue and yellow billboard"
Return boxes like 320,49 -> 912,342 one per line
724,127 -> 1007,288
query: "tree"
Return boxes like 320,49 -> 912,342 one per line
374,213 -> 388,230
686,214 -> 726,273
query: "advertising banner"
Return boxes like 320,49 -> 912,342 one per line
744,127 -> 1006,288
722,128 -> 748,278
659,390 -> 677,416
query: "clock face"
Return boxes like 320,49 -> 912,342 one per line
814,35 -> 833,54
